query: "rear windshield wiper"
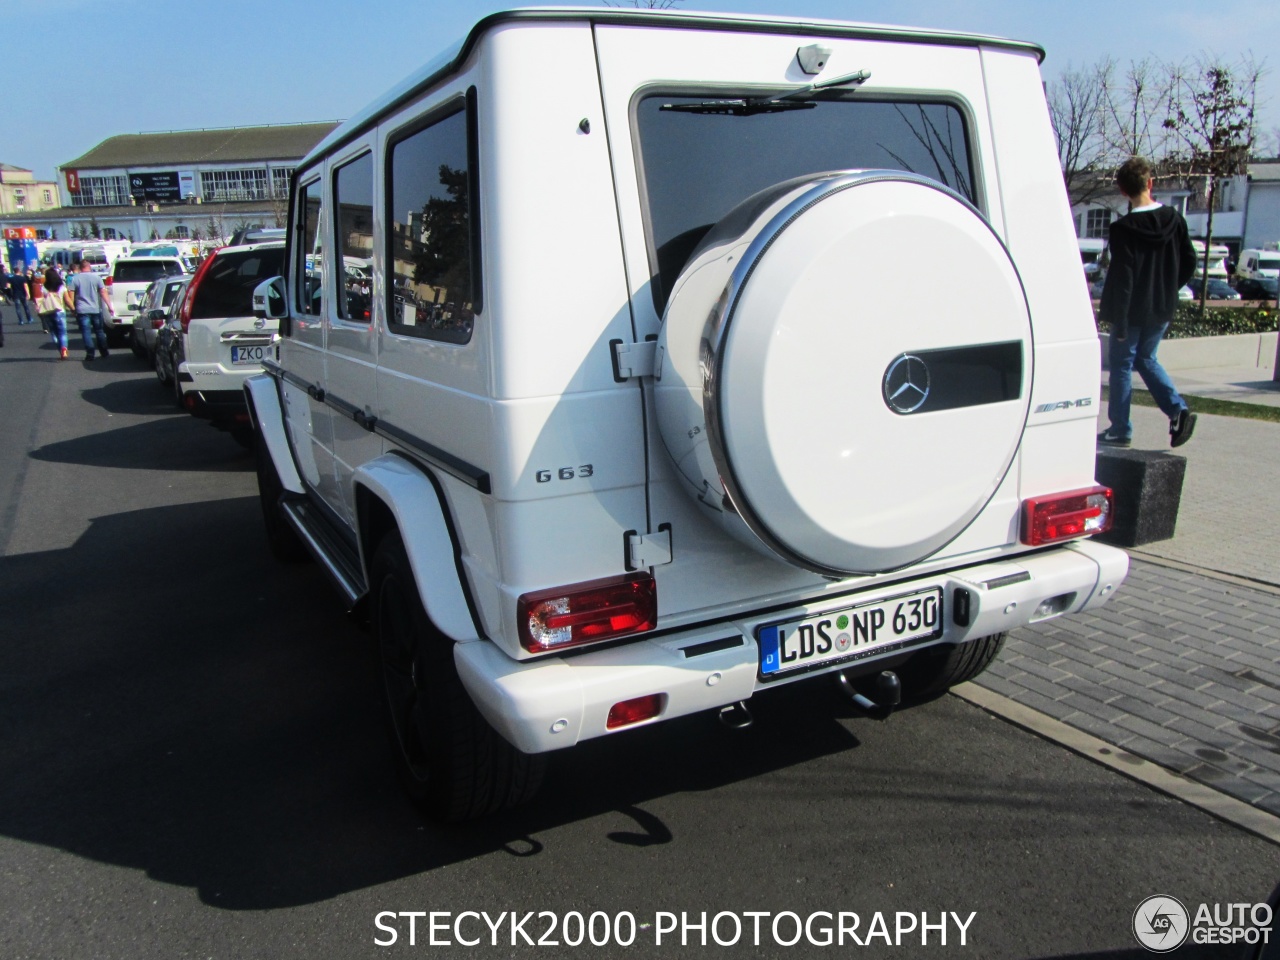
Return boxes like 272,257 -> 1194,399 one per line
660,69 -> 871,116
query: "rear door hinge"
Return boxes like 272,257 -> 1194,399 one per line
611,337 -> 661,382
626,523 -> 673,571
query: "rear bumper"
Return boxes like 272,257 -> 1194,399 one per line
179,385 -> 248,422
455,539 -> 1129,754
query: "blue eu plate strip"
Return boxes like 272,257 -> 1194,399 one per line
758,624 -> 780,675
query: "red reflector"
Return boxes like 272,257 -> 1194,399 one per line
607,694 -> 665,729
103,276 -> 112,286
518,573 -> 657,653
1021,486 -> 1113,546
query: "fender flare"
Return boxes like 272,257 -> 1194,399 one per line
243,374 -> 304,494
353,454 -> 480,643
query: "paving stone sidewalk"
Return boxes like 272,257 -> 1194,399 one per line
975,399 -> 1280,818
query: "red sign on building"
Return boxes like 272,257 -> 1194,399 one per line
65,170 -> 80,194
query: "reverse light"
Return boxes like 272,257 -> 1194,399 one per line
607,694 -> 666,730
1021,486 -> 1113,546
518,573 -> 657,653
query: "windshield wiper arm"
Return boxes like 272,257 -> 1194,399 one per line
659,69 -> 871,116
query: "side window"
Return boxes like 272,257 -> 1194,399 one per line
387,103 -> 478,344
333,152 -> 374,323
296,178 -> 323,315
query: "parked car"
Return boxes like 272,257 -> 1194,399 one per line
172,242 -> 285,444
130,276 -> 189,360
1236,275 -> 1279,300
105,256 -> 188,347
1186,277 -> 1241,301
245,8 -> 1130,821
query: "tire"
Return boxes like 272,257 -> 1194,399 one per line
172,359 -> 185,409
254,426 -> 308,563
230,425 -> 253,450
899,633 -> 1006,701
130,327 -> 146,360
154,344 -> 170,385
372,530 -> 545,821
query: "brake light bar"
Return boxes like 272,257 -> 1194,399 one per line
177,248 -> 220,333
1021,486 -> 1114,546
518,573 -> 657,653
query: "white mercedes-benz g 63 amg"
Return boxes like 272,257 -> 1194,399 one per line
246,8 -> 1128,821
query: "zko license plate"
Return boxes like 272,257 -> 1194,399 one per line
231,345 -> 267,365
757,588 -> 943,677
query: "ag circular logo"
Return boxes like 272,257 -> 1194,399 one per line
1132,895 -> 1189,953
882,353 -> 931,414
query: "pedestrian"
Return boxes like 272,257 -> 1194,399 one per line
5,265 -> 35,325
36,272 -> 70,359
1098,156 -> 1198,448
66,258 -> 112,361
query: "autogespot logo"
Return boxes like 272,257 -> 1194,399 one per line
882,353 -> 931,414
1133,895 -> 1190,953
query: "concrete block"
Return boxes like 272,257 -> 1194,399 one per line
1095,448 -> 1187,546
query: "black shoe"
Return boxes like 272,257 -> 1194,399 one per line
1097,429 -> 1131,447
85,354 -> 94,362
1170,408 -> 1197,447
100,349 -> 110,358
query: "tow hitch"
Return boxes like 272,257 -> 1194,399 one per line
834,669 -> 901,720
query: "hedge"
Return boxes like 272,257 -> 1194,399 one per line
1095,303 -> 1279,339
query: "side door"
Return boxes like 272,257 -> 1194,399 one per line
323,138 -> 381,526
278,171 -> 342,516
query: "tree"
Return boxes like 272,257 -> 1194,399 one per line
1048,60 -> 1113,206
1163,56 -> 1261,308
1100,58 -> 1174,164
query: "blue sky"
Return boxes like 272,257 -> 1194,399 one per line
3,0 -> 1276,182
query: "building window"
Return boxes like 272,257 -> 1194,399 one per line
200,168 -> 270,202
35,229 -> 49,240
71,175 -> 130,207
271,168 -> 291,199
101,228 -> 119,240
42,189 -> 52,204
172,225 -> 190,239
1085,208 -> 1112,239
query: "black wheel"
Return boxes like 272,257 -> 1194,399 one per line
899,633 -> 1007,701
373,530 -> 545,821
154,341 -> 170,385
254,426 -> 307,563
172,358 -> 185,409
230,425 -> 253,449
130,327 -> 146,360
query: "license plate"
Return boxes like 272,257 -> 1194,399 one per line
127,292 -> 144,305
757,587 -> 943,677
231,345 -> 267,365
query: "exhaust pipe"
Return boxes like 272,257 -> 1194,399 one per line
834,669 -> 901,720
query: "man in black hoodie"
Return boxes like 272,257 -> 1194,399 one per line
1098,156 -> 1197,448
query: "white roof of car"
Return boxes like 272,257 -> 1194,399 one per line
301,7 -> 1042,169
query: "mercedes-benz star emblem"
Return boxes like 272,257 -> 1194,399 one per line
883,353 -> 931,414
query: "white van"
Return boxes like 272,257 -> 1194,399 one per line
1235,248 -> 1280,283
246,8 -> 1129,821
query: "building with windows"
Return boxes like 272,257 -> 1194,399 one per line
0,122 -> 338,244
0,164 -> 61,216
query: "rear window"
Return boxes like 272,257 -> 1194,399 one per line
113,260 -> 183,283
635,94 -> 974,312
190,247 -> 285,320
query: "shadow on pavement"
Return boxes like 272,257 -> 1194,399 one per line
79,371 -> 188,416
30,417 -> 250,472
0,492 -> 1237,914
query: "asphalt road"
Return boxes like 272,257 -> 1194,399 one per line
1,307 -> 1278,960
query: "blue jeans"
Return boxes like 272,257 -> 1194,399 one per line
1107,321 -> 1186,439
46,309 -> 68,350
76,312 -> 108,358
12,297 -> 33,324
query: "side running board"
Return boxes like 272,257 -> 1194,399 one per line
280,499 -> 368,610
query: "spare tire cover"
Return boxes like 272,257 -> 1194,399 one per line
654,171 -> 1032,575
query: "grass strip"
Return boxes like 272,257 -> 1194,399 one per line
1101,386 -> 1280,424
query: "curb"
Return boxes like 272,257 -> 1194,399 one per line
952,682 -> 1280,848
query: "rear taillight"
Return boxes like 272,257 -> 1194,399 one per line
103,276 -> 112,286
517,573 -> 657,653
1021,486 -> 1113,546
607,694 -> 665,729
177,248 -> 221,333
